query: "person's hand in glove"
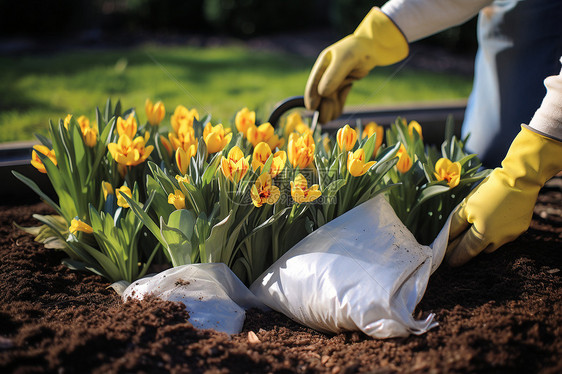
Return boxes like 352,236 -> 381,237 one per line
446,68 -> 562,266
304,7 -> 408,124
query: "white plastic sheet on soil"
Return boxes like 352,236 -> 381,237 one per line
123,195 -> 451,338
122,263 -> 267,335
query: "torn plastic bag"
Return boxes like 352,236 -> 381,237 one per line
250,194 -> 451,339
122,263 -> 267,335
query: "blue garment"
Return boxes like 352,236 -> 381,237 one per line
462,0 -> 562,167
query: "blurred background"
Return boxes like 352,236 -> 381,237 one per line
0,0 -> 478,143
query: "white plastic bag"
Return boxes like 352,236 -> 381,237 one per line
123,263 -> 267,335
250,194 -> 451,339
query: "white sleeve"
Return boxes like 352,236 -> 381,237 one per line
527,59 -> 562,142
381,0 -> 493,42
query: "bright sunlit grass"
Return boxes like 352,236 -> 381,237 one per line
0,44 -> 472,142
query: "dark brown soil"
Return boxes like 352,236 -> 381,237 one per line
1,179 -> 561,373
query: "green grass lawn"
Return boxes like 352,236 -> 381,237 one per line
0,44 -> 472,142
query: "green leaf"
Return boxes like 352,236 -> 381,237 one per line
202,153 -> 221,185
323,179 -> 346,198
121,193 -> 163,247
203,212 -> 235,263
104,98 -> 112,124
167,209 -> 196,240
34,133 -> 52,148
12,171 -> 63,218
160,216 -> 193,267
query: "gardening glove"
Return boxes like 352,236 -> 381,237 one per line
305,7 -> 408,124
446,127 -> 562,267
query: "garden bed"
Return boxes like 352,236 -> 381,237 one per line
1,177 -> 561,373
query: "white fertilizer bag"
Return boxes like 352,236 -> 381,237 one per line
122,263 -> 266,335
250,194 -> 451,339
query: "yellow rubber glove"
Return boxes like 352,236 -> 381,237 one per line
304,7 -> 408,124
446,126 -> 562,266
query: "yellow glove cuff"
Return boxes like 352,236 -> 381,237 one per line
503,126 -> 562,187
353,7 -> 409,66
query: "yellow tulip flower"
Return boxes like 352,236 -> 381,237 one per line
337,124 -> 357,152
102,181 -> 114,201
69,218 -> 93,235
347,149 -> 376,177
168,189 -> 186,210
171,105 -> 199,135
116,186 -> 133,208
203,123 -> 232,154
288,132 -> 315,169
235,107 -> 255,137
108,135 -> 154,167
145,99 -> 166,126
362,122 -> 384,156
116,115 -> 138,139
408,120 -> 423,139
175,146 -> 196,175
434,157 -> 462,188
31,145 -> 57,174
221,146 -> 250,183
396,144 -> 412,174
250,173 -> 280,207
291,173 -> 321,203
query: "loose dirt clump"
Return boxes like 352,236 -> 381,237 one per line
1,180 -> 561,373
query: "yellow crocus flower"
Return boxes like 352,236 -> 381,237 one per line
31,145 -> 57,174
159,135 -> 174,157
168,189 -> 186,210
251,142 -> 286,178
102,181 -> 114,201
64,114 -> 72,129
69,218 -> 93,235
235,107 -> 255,137
434,157 -> 462,188
291,173 -> 321,203
116,186 -> 133,208
82,125 -> 98,147
362,122 -> 384,156
76,115 -> 90,132
283,112 -> 310,137
288,132 -> 315,169
169,124 -> 197,152
145,99 -> 166,126
247,122 -> 284,150
220,146 -> 250,183
396,144 -> 413,174
175,175 -> 189,185
203,123 -> 232,154
108,134 -> 154,167
347,149 -> 376,177
116,115 -> 138,139
336,124 -> 357,152
250,173 -> 280,208
408,120 -> 423,139
171,105 -> 199,134
175,146 -> 196,175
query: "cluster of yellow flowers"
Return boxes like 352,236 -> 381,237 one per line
32,99 -> 462,218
